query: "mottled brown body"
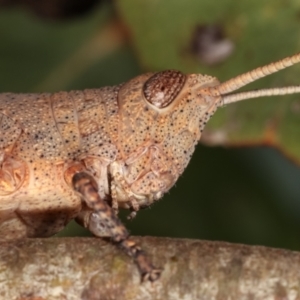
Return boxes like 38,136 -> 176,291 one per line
0,87 -> 121,238
1,51 -> 300,280
0,72 -> 219,240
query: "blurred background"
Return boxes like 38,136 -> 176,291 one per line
1,0 -> 300,250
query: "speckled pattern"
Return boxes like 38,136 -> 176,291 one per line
0,72 -> 220,240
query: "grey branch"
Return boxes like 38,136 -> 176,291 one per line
1,237 -> 299,299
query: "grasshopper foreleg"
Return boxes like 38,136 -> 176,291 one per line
72,172 -> 161,282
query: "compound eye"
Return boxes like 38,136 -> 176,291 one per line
143,70 -> 186,108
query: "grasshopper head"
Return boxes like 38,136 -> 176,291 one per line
110,70 -> 221,211
109,52 -> 300,214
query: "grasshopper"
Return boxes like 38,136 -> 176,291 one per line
1,52 -> 300,281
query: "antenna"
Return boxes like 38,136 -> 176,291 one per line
213,52 -> 300,105
222,86 -> 300,105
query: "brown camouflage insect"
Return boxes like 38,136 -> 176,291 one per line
1,52 -> 300,281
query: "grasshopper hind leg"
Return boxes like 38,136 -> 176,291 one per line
72,172 -> 161,282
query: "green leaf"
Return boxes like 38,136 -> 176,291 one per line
116,0 -> 300,160
0,3 -> 129,93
